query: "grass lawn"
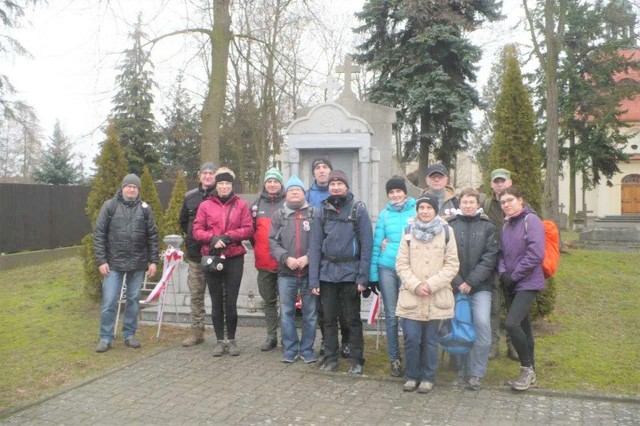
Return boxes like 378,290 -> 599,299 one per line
1,248 -> 639,413
0,258 -> 185,413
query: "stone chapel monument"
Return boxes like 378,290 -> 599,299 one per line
283,55 -> 399,218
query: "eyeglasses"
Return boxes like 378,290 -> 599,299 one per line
500,197 -> 517,205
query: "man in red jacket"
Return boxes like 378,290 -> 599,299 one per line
251,168 -> 286,351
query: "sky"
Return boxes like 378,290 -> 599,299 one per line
4,0 -> 528,170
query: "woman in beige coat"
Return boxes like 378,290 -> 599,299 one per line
396,195 -> 459,393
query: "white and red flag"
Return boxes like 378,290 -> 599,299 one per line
367,291 -> 380,325
141,246 -> 183,304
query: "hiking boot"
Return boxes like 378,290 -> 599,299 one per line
95,340 -> 111,353
466,376 -> 482,391
212,340 -> 225,357
319,360 -> 339,372
227,339 -> 240,356
507,342 -> 519,361
260,337 -> 277,351
511,366 -> 535,391
403,380 -> 418,392
390,359 -> 404,377
417,381 -> 434,394
182,329 -> 205,347
124,336 -> 141,349
488,344 -> 500,360
348,361 -> 363,375
341,343 -> 351,359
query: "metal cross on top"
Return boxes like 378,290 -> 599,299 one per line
335,54 -> 360,98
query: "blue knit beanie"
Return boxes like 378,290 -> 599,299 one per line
285,175 -> 305,193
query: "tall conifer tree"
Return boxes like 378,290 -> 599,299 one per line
111,13 -> 160,176
354,0 -> 500,180
33,120 -> 80,185
488,46 -> 542,213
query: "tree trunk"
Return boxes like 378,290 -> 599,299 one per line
201,0 -> 232,165
568,131 -> 576,228
418,112 -> 432,186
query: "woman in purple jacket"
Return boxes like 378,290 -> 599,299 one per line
498,188 -> 545,392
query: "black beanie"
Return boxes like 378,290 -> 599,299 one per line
327,170 -> 350,188
416,195 -> 439,215
386,176 -> 407,194
312,158 -> 333,172
215,172 -> 234,184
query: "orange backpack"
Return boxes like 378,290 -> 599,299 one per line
525,214 -> 560,278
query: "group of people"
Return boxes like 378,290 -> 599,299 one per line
93,159 -> 546,393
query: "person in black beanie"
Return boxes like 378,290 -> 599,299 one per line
309,170 -> 373,374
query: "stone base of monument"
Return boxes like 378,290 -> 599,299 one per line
139,252 -> 379,330
575,217 -> 640,251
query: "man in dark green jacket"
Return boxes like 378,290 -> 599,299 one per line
94,174 -> 159,353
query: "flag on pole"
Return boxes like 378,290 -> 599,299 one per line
367,291 -> 380,325
141,246 -> 183,304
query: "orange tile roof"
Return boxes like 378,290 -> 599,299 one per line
615,49 -> 640,122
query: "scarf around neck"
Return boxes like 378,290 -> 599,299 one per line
410,217 -> 443,243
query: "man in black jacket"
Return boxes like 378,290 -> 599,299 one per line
179,162 -> 217,347
94,173 -> 159,353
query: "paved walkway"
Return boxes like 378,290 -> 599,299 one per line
2,327 -> 639,425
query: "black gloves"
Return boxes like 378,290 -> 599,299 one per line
362,282 -> 379,299
500,272 -> 516,293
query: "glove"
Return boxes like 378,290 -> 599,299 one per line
361,282 -> 379,299
500,272 -> 516,293
220,235 -> 233,245
210,235 -> 221,250
369,282 -> 379,295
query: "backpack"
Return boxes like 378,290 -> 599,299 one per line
438,293 -> 476,355
321,200 -> 364,245
524,214 -> 560,278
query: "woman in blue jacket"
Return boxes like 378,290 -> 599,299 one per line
369,177 -> 416,377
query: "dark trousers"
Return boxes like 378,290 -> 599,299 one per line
317,300 -> 350,345
504,290 -> 538,368
319,281 -> 363,363
205,256 -> 244,340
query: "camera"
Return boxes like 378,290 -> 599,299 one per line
201,255 -> 226,272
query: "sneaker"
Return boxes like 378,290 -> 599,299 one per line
260,337 -> 277,351
348,361 -> 363,375
488,344 -> 500,360
124,336 -> 141,349
403,380 -> 418,392
282,353 -> 298,363
95,340 -> 111,353
466,376 -> 481,391
341,343 -> 351,359
319,360 -> 339,372
227,339 -> 240,356
390,359 -> 404,377
417,381 -> 434,394
300,353 -> 318,364
212,340 -> 225,357
182,329 -> 205,347
511,366 -> 535,391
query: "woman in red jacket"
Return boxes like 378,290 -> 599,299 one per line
193,168 -> 254,356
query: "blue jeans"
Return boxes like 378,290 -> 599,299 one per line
401,318 -> 440,383
278,276 -> 318,359
378,266 -> 402,362
99,270 -> 145,342
459,290 -> 492,378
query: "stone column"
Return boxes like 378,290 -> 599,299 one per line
359,147 -> 370,207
